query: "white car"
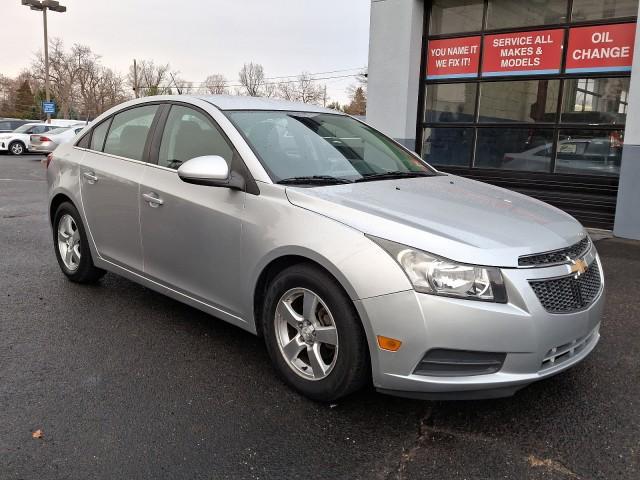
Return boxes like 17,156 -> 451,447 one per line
0,123 -> 58,155
30,126 -> 86,154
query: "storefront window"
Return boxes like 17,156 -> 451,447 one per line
475,128 -> 554,171
486,0 -> 568,29
430,0 -> 484,35
425,83 -> 477,123
572,0 -> 638,21
479,80 -> 560,123
562,77 -> 629,124
422,127 -> 473,166
556,129 -> 623,175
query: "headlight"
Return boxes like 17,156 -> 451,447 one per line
369,236 -> 507,303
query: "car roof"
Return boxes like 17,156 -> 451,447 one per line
197,95 -> 342,114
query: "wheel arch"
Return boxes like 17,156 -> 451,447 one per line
252,253 -> 359,338
49,192 -> 75,226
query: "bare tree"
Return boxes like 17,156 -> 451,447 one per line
32,38 -> 79,118
238,62 -> 265,96
128,60 -> 172,96
296,72 -> 324,104
204,74 -> 227,95
277,80 -> 297,101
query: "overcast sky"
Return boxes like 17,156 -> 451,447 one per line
3,0 -> 371,103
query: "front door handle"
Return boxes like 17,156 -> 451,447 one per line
142,192 -> 164,207
82,171 -> 98,184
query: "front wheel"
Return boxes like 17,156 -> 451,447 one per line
8,141 -> 25,156
262,264 -> 369,401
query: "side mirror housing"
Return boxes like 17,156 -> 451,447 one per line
177,155 -> 244,189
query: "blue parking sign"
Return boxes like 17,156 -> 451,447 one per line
42,101 -> 56,114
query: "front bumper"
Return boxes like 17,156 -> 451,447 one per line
355,249 -> 604,400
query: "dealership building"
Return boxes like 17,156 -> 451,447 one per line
367,0 -> 640,239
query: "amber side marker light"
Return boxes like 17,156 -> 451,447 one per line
377,335 -> 402,352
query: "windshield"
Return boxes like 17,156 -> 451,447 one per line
227,111 -> 435,183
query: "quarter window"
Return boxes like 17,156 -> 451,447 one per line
158,105 -> 233,170
103,105 -> 159,161
89,119 -> 111,151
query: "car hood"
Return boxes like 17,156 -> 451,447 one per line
285,175 -> 586,268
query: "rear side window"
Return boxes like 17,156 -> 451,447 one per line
158,105 -> 233,170
0,121 -> 11,130
103,105 -> 159,161
90,119 -> 111,151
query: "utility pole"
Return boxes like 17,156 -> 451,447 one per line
22,0 -> 67,123
133,59 -> 139,98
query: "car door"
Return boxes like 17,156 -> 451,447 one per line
79,104 -> 160,272
139,103 -> 244,316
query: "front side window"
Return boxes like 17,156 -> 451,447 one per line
103,105 -> 159,161
229,111 -> 433,182
158,105 -> 233,170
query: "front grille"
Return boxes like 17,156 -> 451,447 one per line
540,328 -> 598,370
529,260 -> 602,314
519,237 -> 591,267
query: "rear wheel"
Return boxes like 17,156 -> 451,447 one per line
262,264 -> 369,401
8,141 -> 25,156
53,202 -> 106,283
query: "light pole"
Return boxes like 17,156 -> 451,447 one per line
21,0 -> 66,123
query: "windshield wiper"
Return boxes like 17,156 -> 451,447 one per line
277,175 -> 353,185
354,171 -> 435,182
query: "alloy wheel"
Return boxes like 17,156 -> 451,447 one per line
274,288 -> 339,381
10,143 -> 24,155
57,214 -> 81,271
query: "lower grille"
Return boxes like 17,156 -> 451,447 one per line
529,260 -> 602,314
414,349 -> 506,377
541,328 -> 598,370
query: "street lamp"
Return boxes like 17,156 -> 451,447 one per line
21,0 -> 67,122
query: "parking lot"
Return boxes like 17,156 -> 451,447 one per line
1,153 -> 638,480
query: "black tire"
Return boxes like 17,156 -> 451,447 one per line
8,141 -> 25,156
52,202 -> 106,283
262,263 -> 370,401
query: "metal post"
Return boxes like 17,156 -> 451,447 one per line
42,6 -> 51,122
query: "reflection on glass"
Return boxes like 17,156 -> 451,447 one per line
475,128 -> 554,171
430,0 -> 484,35
555,129 -> 623,176
425,83 -> 477,123
486,0 -> 568,29
562,77 -> 629,124
479,80 -> 559,123
422,127 -> 473,166
572,0 -> 638,21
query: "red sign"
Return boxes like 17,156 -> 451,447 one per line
426,36 -> 481,79
482,29 -> 564,77
566,23 -> 636,73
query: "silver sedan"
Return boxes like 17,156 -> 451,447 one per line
46,96 -> 604,401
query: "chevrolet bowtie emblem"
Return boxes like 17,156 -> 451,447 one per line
569,258 -> 588,276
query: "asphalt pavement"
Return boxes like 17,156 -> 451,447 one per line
1,154 -> 638,479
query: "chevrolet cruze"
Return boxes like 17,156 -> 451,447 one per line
46,95 -> 604,401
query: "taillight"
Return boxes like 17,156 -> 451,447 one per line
39,136 -> 51,142
45,153 -> 53,169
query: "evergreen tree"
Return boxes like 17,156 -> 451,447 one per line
14,80 -> 36,119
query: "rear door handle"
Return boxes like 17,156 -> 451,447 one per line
142,192 -> 164,207
82,171 -> 98,184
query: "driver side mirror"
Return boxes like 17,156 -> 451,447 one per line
177,155 -> 243,190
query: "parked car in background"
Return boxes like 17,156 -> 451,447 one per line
30,125 -> 86,154
0,118 -> 39,133
503,137 -> 622,176
0,121 -> 84,155
47,95 -> 603,402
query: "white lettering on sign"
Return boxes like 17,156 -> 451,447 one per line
572,46 -> 631,60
